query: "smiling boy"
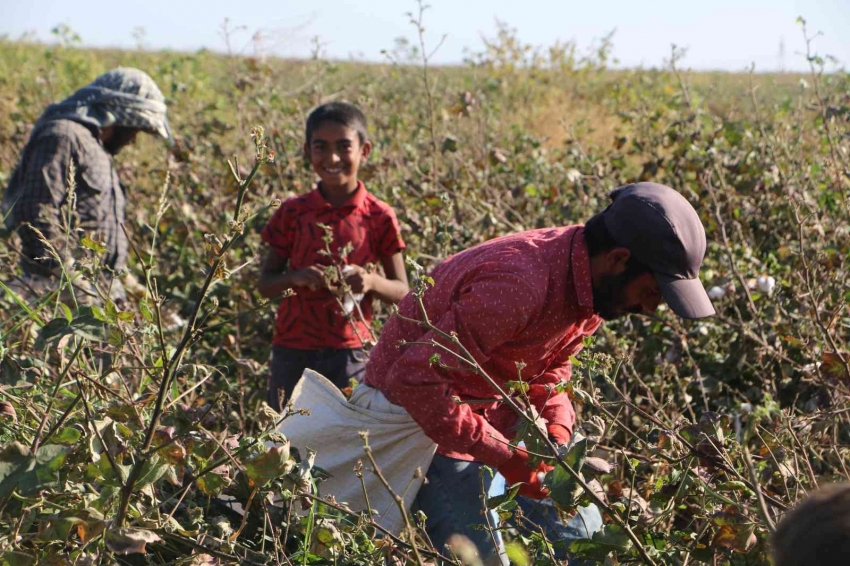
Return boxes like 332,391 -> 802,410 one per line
258,102 -> 409,410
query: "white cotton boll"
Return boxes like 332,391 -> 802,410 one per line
707,286 -> 726,300
165,311 -> 187,332
757,275 -> 776,295
341,265 -> 364,315
566,168 -> 583,185
664,346 -> 681,363
341,295 -> 356,315
802,363 -> 821,376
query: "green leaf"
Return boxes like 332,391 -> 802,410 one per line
314,519 -> 343,547
511,405 -> 550,461
139,300 -> 154,323
105,300 -> 119,322
564,438 -> 589,469
81,235 -> 108,254
85,456 -> 130,487
53,426 -> 83,445
505,380 -> 530,394
544,439 -> 588,509
93,485 -> 121,511
91,305 -> 107,322
544,462 -> 583,510
107,327 -> 124,347
40,509 -> 102,543
486,483 -> 521,509
58,302 -> 73,322
569,524 -> 633,559
495,499 -> 519,522
0,551 -> 35,566
135,454 -> 169,489
717,481 -> 748,492
117,310 -> 135,323
0,280 -> 46,326
35,307 -> 105,350
197,466 -> 231,496
505,541 -> 530,566
34,318 -> 70,350
89,419 -> 132,466
0,442 -> 69,498
441,135 -> 459,153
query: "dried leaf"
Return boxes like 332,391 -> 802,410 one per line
584,457 -> 613,475
104,527 -> 161,555
244,443 -> 293,486
822,351 -> 849,378
0,401 -> 17,423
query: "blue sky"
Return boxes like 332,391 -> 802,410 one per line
2,0 -> 848,71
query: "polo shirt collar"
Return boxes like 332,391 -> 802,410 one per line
305,180 -> 368,211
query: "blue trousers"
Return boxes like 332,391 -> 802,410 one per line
413,454 -> 603,565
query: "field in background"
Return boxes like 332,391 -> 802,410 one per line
0,19 -> 848,565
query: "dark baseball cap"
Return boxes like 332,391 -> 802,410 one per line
602,182 -> 715,319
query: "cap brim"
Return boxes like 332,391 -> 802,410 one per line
657,274 -> 715,319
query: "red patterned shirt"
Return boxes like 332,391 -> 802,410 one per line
364,226 -> 602,466
261,181 -> 405,349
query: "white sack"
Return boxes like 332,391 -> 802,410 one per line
278,369 -> 437,534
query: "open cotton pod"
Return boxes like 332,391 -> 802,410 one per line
341,265 -> 365,315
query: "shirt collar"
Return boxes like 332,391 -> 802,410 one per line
571,227 -> 595,311
305,180 -> 368,211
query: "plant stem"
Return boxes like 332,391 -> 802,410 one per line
31,339 -> 84,453
115,155 -> 265,526
360,431 -> 426,566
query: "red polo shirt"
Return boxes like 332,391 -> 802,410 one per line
364,226 -> 602,466
261,182 -> 405,349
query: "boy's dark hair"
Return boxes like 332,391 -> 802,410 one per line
583,210 -> 652,280
305,102 -> 369,145
772,483 -> 850,566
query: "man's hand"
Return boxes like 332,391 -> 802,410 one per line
497,450 -> 553,500
289,266 -> 326,291
547,424 -> 572,447
342,264 -> 373,294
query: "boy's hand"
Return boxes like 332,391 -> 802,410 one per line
290,266 -> 326,291
343,264 -> 372,294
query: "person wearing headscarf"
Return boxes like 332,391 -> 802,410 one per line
1,67 -> 172,304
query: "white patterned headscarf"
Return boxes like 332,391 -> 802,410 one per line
35,67 -> 173,145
